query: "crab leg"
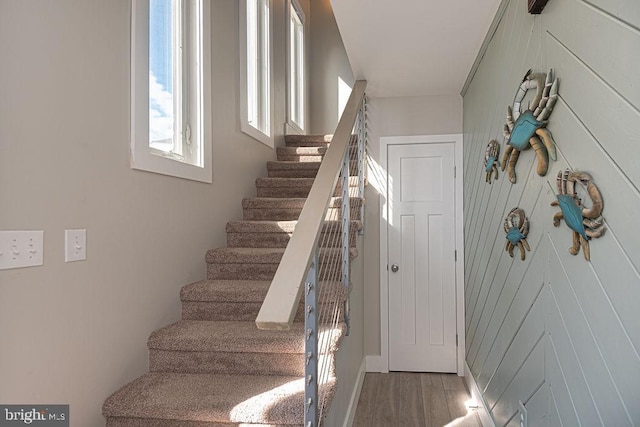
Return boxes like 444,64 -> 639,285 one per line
536,128 -> 557,161
580,235 -> 591,261
556,170 -> 564,194
552,211 -> 564,227
536,84 -> 558,121
517,241 -> 526,260
507,149 -> 520,183
501,145 -> 513,171
512,70 -> 532,120
525,73 -> 547,111
530,137 -> 549,176
570,231 -> 580,256
585,227 -> 605,239
584,181 -> 604,219
533,70 -> 553,116
506,241 -> 514,257
522,239 -> 531,252
505,107 -> 515,133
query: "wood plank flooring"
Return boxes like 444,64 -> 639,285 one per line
353,372 -> 482,427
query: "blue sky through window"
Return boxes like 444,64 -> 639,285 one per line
149,0 -> 174,146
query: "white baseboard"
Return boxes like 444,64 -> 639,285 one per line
343,358 -> 366,427
464,362 -> 496,427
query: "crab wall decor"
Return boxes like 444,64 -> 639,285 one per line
551,169 -> 605,261
484,140 -> 500,184
502,69 -> 559,183
504,207 -> 531,260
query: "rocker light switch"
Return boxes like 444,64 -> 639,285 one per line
65,229 -> 87,262
0,230 -> 44,270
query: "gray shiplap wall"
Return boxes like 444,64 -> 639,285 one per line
462,0 -> 640,425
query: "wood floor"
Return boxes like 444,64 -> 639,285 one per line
353,372 -> 482,427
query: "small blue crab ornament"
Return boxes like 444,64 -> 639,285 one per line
484,140 -> 500,184
502,69 -> 559,183
551,169 -> 605,261
504,207 -> 530,260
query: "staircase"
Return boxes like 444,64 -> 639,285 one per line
103,134 -> 364,426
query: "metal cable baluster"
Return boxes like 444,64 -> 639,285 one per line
341,150 -> 351,336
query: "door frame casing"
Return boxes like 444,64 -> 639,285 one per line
378,134 -> 465,375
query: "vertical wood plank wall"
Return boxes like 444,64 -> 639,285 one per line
462,0 -> 640,425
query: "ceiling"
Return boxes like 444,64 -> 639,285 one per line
330,0 -> 503,98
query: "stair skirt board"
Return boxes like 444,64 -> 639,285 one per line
103,134 -> 362,426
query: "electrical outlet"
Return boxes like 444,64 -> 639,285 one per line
518,400 -> 528,427
0,230 -> 44,270
65,229 -> 87,262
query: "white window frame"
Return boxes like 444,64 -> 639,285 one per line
286,0 -> 305,134
239,0 -> 273,147
131,0 -> 212,183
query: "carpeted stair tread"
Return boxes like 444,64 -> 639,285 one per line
181,280 -> 271,303
180,280 -> 273,321
266,161 -> 358,178
242,196 -> 363,209
256,177 -> 359,188
180,280 -> 348,322
255,177 -> 360,198
148,320 -> 344,354
276,146 -> 358,162
206,247 -> 285,264
103,372 -> 335,425
206,247 -> 358,264
284,134 -> 357,147
255,177 -> 316,188
226,220 -> 362,234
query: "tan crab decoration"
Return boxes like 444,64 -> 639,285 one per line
504,207 -> 531,260
502,69 -> 559,183
550,169 -> 606,261
484,140 -> 500,184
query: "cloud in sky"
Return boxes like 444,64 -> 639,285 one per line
149,70 -> 174,144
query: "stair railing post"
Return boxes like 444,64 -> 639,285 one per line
357,96 -> 366,233
341,152 -> 351,335
304,249 -> 319,427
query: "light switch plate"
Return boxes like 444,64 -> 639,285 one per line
0,230 -> 44,270
65,229 -> 87,262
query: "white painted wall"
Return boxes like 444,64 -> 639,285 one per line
363,95 -> 463,357
0,0 -> 309,425
309,0 -> 354,134
463,0 -> 640,424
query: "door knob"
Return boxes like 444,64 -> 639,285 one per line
391,264 -> 399,273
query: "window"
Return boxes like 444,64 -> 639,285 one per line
287,0 -> 305,132
131,0 -> 212,183
240,0 -> 273,146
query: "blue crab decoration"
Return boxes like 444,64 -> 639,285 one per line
551,169 -> 605,261
502,69 -> 559,183
504,207 -> 530,260
484,140 -> 500,184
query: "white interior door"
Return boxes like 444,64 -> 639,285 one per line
388,142 -> 457,372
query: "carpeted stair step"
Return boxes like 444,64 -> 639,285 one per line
103,372 -> 336,426
276,146 -> 358,162
181,280 -> 272,322
206,247 -> 357,281
255,177 -> 359,198
226,220 -> 361,248
242,197 -> 365,221
284,134 -> 357,147
148,320 -> 345,376
266,160 -> 358,178
181,280 -> 348,323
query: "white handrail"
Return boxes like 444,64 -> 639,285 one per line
256,80 -> 367,330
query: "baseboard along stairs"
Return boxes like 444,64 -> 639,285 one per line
103,134 -> 364,426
